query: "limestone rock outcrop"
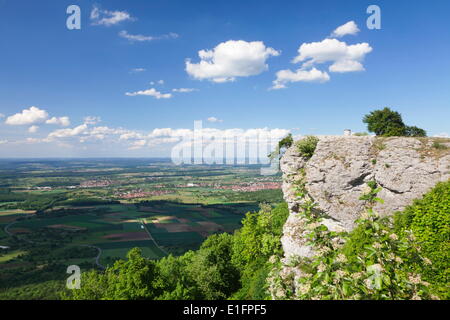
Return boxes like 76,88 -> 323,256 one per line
280,136 -> 450,261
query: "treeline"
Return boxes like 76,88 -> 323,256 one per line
221,189 -> 284,203
0,280 -> 65,300
60,198 -> 120,206
0,245 -> 98,300
0,191 -> 119,211
0,192 -> 29,202
0,188 -> 69,211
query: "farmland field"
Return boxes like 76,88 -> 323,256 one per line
2,201 -> 258,263
0,159 -> 282,298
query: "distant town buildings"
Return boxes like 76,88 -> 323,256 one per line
114,189 -> 172,199
215,182 -> 281,192
80,179 -> 117,188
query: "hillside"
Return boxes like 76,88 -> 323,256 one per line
272,136 -> 450,299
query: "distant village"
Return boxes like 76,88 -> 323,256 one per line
31,178 -> 281,199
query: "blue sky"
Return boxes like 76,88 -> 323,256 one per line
0,0 -> 449,157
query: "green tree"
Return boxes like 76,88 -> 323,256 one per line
269,134 -> 293,161
155,252 -> 200,300
186,233 -> 240,299
363,108 -> 426,137
405,125 -> 427,137
64,248 -> 161,300
231,203 -> 289,299
363,108 -> 407,136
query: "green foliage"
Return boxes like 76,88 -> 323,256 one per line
363,107 -> 426,137
405,126 -> 427,137
61,198 -> 120,206
394,181 -> 450,298
269,134 -> 294,161
432,141 -> 448,150
278,134 -> 293,150
374,141 -> 387,151
186,233 -> 240,299
0,191 -> 29,202
354,132 -> 369,136
231,203 -> 289,299
65,248 -> 161,300
281,179 -> 449,300
363,108 -> 406,137
1,193 -> 69,211
0,261 -> 71,292
358,180 -> 384,207
295,136 -> 319,159
220,189 -> 283,203
154,252 -> 199,300
0,280 -> 64,300
232,204 -> 286,270
232,263 -> 272,300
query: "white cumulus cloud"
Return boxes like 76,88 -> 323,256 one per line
207,117 -> 223,123
125,88 -> 172,99
186,40 -> 280,83
90,6 -> 134,26
292,39 -> 372,72
328,59 -> 365,73
28,125 -> 39,133
128,140 -> 147,150
119,131 -> 145,141
5,106 -> 49,125
119,31 -> 178,42
331,21 -> 360,38
172,88 -> 198,93
119,30 -> 153,42
272,35 -> 372,89
130,68 -> 146,73
272,68 -> 330,89
84,116 -> 101,125
292,38 -> 372,72
46,116 -> 70,127
150,80 -> 165,86
48,124 -> 88,139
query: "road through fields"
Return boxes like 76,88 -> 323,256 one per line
141,220 -> 168,257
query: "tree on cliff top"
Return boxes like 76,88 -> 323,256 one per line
363,108 -> 426,137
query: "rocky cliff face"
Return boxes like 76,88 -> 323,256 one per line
279,136 -> 450,265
